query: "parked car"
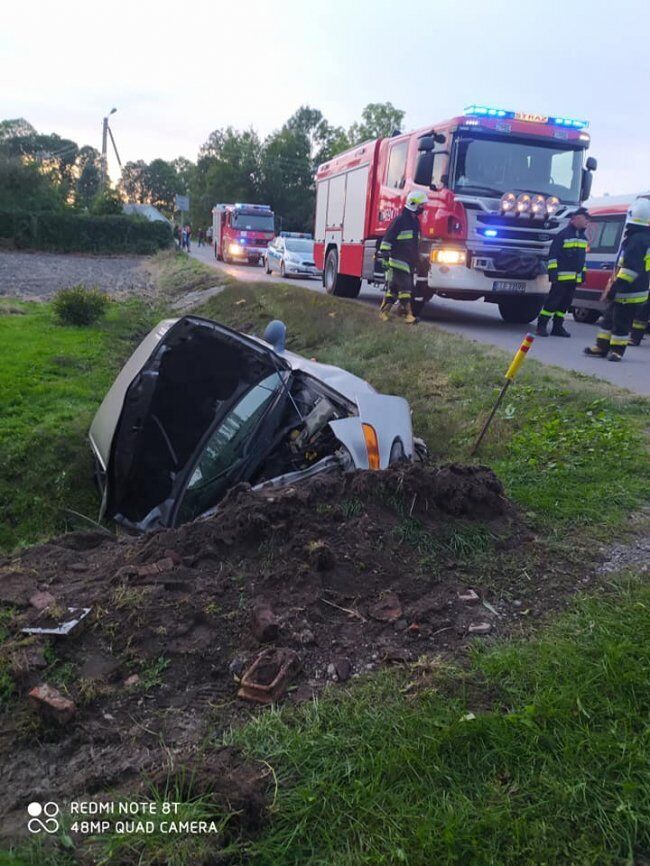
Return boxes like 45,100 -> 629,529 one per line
264,232 -> 321,278
89,316 -> 419,532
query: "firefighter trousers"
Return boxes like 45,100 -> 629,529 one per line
538,280 -> 577,321
630,300 -> 649,345
594,299 -> 639,357
383,268 -> 414,308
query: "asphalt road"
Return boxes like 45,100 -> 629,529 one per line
190,244 -> 650,397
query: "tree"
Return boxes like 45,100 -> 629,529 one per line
90,187 -> 123,215
143,159 -> 179,215
0,118 -> 37,141
74,146 -> 101,210
0,154 -> 66,211
260,125 -> 314,232
171,157 -> 195,195
119,160 -> 148,203
348,102 -> 405,144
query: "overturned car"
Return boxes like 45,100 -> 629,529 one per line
89,315 -> 419,531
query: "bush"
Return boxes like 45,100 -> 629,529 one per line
52,285 -> 110,326
0,210 -> 172,254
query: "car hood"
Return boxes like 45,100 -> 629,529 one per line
90,316 -> 290,524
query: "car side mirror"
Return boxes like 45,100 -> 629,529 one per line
414,151 -> 434,186
586,156 -> 598,171
581,168 -> 593,202
417,135 -> 435,152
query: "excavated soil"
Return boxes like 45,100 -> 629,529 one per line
0,463 -> 528,844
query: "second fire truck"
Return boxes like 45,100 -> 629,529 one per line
212,202 -> 275,265
313,105 -> 598,322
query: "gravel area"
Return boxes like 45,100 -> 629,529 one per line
598,534 -> 650,574
0,250 -> 156,299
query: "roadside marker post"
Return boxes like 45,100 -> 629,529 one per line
471,333 -> 535,457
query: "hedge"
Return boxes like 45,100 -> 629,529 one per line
0,211 -> 173,254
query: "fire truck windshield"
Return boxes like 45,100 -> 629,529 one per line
453,135 -> 584,203
231,213 -> 275,231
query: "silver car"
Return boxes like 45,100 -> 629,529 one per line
89,316 -> 417,531
264,233 -> 321,278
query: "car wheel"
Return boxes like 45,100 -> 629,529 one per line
389,439 -> 406,464
324,248 -> 362,298
265,257 -> 272,274
280,260 -> 286,278
572,307 -> 601,325
497,296 -> 543,324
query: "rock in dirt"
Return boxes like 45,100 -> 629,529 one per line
250,601 -> 279,643
467,622 -> 492,635
124,674 -> 140,687
29,591 -> 56,611
28,684 -> 76,724
369,593 -> 402,623
333,657 -> 352,681
54,530 -> 114,551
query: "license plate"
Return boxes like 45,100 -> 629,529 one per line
492,280 -> 526,293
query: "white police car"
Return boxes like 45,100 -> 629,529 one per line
264,232 -> 321,278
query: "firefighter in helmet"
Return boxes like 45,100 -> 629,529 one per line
585,198 -> 650,361
378,189 -> 427,324
536,207 -> 590,338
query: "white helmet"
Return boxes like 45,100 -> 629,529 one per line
626,197 -> 650,227
405,190 -> 427,212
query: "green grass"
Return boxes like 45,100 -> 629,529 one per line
0,297 -> 159,550
231,575 -> 650,865
194,280 -> 650,533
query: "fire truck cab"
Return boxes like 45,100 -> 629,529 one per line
212,203 -> 275,265
314,106 -> 597,323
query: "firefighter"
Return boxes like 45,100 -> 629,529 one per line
378,190 -> 427,324
585,198 -> 650,361
536,207 -> 590,337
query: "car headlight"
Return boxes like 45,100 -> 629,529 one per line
500,192 -> 517,214
516,193 -> 532,215
546,196 -> 560,216
229,243 -> 243,256
431,247 -> 466,265
531,195 -> 547,218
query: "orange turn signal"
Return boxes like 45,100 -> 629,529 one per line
362,423 -> 380,470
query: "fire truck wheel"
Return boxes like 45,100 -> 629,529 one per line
324,248 -> 362,298
571,307 -> 601,325
497,296 -> 543,324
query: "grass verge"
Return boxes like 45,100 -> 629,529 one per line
0,297 -> 159,550
231,575 -> 650,866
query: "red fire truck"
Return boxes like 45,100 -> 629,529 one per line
314,105 -> 598,323
572,192 -> 650,323
212,203 -> 275,265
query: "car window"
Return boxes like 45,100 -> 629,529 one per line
285,239 -> 313,253
177,372 -> 283,523
586,216 -> 624,254
386,140 -> 409,189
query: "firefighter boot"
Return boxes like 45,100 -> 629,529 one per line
535,314 -> 551,337
584,331 -> 611,357
403,301 -> 417,325
551,316 -> 571,337
607,338 -> 627,361
379,300 -> 394,322
629,322 -> 645,346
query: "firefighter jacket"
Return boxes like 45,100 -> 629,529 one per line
610,226 -> 650,305
379,209 -> 420,275
547,223 -> 588,284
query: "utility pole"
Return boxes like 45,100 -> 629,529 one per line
100,107 -> 117,187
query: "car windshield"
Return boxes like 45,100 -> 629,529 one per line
453,135 -> 584,203
285,239 -> 313,253
232,213 -> 275,231
177,372 -> 283,522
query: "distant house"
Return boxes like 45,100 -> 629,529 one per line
122,204 -> 170,223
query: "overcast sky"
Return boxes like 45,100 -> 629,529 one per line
2,0 -> 648,195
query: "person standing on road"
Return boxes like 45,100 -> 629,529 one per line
536,207 -> 590,338
185,225 -> 192,252
585,198 -> 650,361
198,228 -> 205,248
378,190 -> 427,324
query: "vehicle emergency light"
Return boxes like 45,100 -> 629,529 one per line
464,105 -> 589,129
280,231 -> 313,239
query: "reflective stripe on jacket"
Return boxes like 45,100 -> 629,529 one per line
611,227 -> 650,304
547,223 -> 588,284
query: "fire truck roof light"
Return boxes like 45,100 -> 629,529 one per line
484,229 -> 498,237
464,105 -> 589,130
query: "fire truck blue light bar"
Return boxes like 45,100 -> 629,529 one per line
464,106 -> 589,129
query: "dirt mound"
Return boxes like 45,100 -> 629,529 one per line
0,463 -> 521,842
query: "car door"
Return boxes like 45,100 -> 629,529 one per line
584,215 -> 625,294
269,239 -> 281,271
